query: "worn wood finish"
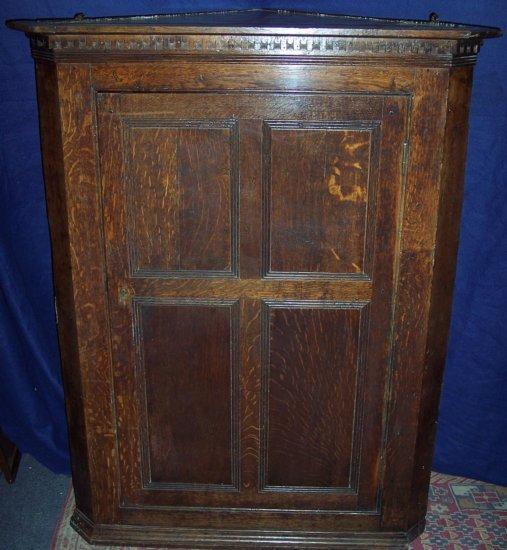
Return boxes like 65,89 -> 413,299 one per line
409,65 -> 475,526
261,302 -> 366,491
34,61 -> 118,521
6,9 -> 500,38
126,123 -> 235,275
33,60 -> 91,512
8,8 -> 499,549
7,10 -> 500,68
92,63 -> 417,93
266,124 -> 376,277
137,299 -> 239,490
379,68 -> 451,531
95,88 -> 406,518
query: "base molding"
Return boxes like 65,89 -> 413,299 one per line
71,509 -> 425,548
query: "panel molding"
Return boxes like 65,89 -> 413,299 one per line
123,118 -> 239,279
133,297 -> 241,492
259,300 -> 370,494
262,120 -> 381,280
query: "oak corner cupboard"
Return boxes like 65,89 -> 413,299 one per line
7,8 -> 500,548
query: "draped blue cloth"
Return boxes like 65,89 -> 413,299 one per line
0,0 -> 505,483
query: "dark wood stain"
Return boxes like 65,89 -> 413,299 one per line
126,122 -> 235,275
262,303 -> 363,490
380,69 -> 450,530
8,7 -> 499,548
136,300 -> 238,488
177,127 -> 234,271
34,61 -> 94,517
409,65 -> 475,526
267,124 -> 373,276
6,9 -> 500,38
92,89 -> 406,517
127,127 -> 179,271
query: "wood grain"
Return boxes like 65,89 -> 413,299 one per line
34,60 -> 94,517
93,89 -> 407,518
380,69 -> 450,531
261,302 -> 365,491
135,299 -> 239,489
127,126 -> 178,272
99,91 -> 383,120
125,122 -> 236,276
92,63 -> 416,94
266,123 -> 375,276
409,65 -> 474,527
38,62 -> 120,523
8,9 -> 500,40
131,278 -> 373,301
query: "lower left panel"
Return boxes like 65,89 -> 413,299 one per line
130,297 -> 241,493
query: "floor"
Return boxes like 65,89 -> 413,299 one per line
0,454 -> 69,550
1,456 -> 506,549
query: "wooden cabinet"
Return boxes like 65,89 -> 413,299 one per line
8,9 -> 500,548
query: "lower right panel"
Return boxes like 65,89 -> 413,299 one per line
260,300 -> 382,511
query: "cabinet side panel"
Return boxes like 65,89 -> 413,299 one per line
54,64 -> 118,522
409,65 -> 474,525
35,60 -> 93,517
381,68 -> 450,530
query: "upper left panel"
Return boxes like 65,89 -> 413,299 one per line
120,118 -> 239,278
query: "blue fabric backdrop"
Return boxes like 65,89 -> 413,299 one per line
1,1 -> 505,484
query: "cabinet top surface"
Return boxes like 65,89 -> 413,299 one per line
6,8 -> 501,39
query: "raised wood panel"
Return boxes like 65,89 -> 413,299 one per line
95,90 -> 408,515
124,119 -> 238,277
260,301 -> 369,493
134,298 -> 240,491
264,121 -> 379,278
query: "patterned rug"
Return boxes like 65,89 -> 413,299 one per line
51,472 -> 507,549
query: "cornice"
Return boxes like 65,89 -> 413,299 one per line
28,33 -> 483,67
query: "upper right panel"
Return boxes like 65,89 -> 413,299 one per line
263,116 -> 381,279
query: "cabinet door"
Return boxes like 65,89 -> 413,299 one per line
97,91 -> 408,515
